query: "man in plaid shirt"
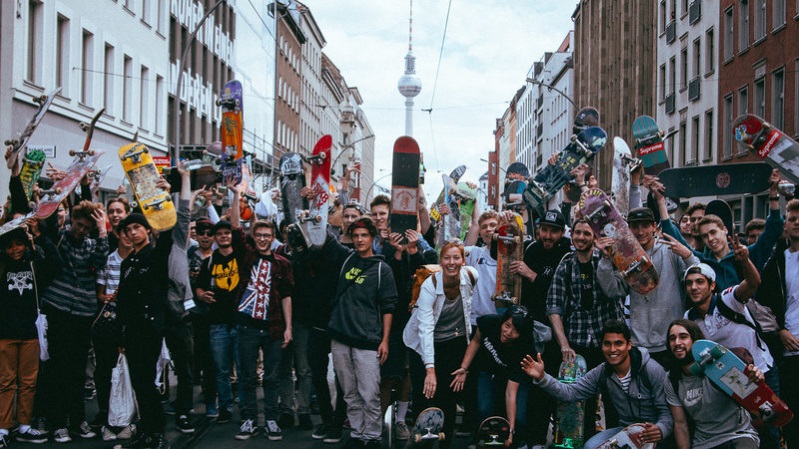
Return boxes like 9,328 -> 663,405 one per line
546,218 -> 624,441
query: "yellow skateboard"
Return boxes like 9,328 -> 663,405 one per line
118,142 -> 176,231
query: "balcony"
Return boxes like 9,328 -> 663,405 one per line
666,20 -> 676,44
665,93 -> 676,114
688,77 -> 701,101
689,0 -> 701,25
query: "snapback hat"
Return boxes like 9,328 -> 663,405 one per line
539,210 -> 566,229
684,262 -> 716,283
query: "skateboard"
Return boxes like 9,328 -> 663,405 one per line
476,416 -> 510,447
437,174 -> 461,248
35,151 -> 104,219
279,152 -> 307,224
734,113 -> 799,183
691,339 -> 793,427
412,407 -> 445,444
594,423 -> 654,449
5,87 -> 61,169
430,165 -> 466,222
457,181 -> 478,240
523,126 -> 608,218
503,179 -> 527,210
632,115 -> 668,176
573,107 -> 600,134
503,162 -> 530,205
298,135 -> 332,250
610,137 -> 638,217
577,188 -> 659,295
118,142 -> 176,231
493,213 -> 524,306
391,136 -> 420,243
657,162 -> 772,199
0,212 -> 35,239
554,354 -> 587,449
217,80 -> 244,184
506,161 -> 530,181
705,199 -> 735,237
19,149 -> 47,201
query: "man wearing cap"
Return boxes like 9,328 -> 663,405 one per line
596,207 -> 698,366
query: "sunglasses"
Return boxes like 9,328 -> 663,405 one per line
197,229 -> 213,236
510,304 -> 529,318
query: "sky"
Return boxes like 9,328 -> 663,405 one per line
301,1 -> 578,199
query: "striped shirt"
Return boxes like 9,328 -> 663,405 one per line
97,250 -> 124,295
41,229 -> 109,317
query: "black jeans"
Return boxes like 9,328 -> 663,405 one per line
526,339 -> 561,445
126,322 -> 165,435
164,316 -> 194,416
308,327 -> 346,428
191,314 -> 216,408
92,332 -> 122,425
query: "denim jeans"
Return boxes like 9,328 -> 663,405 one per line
277,321 -> 312,416
238,324 -> 282,422
476,371 -> 529,434
781,355 -> 799,449
760,367 -> 781,449
209,324 -> 238,411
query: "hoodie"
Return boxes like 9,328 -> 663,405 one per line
534,346 -> 673,439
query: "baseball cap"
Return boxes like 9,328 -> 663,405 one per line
348,215 -> 377,237
684,262 -> 716,283
627,207 -> 655,224
195,219 -> 213,232
212,220 -> 232,234
539,210 -> 566,229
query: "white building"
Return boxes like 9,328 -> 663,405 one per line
478,171 -> 489,212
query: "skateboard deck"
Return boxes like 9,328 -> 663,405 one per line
555,354 -> 587,449
506,161 -> 530,181
299,135 -> 332,250
5,87 -> 61,169
118,143 -> 176,231
573,107 -> 600,134
457,181 -> 478,240
437,174 -> 460,248
412,407 -> 445,444
503,179 -> 527,210
493,213 -> 524,306
19,149 -> 47,201
35,151 -> 104,219
610,137 -> 637,217
477,416 -> 510,447
577,188 -> 659,295
632,115 -> 668,176
524,126 -> 607,218
734,113 -> 799,183
705,199 -> 735,237
218,80 -> 243,184
391,136 -> 421,243
691,339 -> 793,427
503,162 -> 530,205
657,163 -> 772,199
595,423 -> 654,449
430,165 -> 466,222
279,152 -> 307,224
0,213 -> 35,239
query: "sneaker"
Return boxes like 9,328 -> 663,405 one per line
163,403 -> 176,416
0,434 -> 9,448
101,426 -> 117,442
217,408 -> 232,424
53,428 -> 71,444
312,423 -> 330,440
234,419 -> 258,440
531,445 -> 546,449
277,413 -> 294,429
112,433 -> 145,449
176,416 -> 195,434
83,385 -> 96,401
72,421 -> 96,439
205,405 -> 219,420
394,421 -> 410,441
322,426 -> 342,444
150,434 -> 169,449
298,413 -> 313,430
31,419 -> 46,435
15,427 -> 48,444
115,424 -> 136,440
265,420 -> 282,441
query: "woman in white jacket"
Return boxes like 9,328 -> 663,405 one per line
403,240 -> 477,448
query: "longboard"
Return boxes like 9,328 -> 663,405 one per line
5,87 -> 61,169
477,416 -> 510,447
218,80 -> 244,184
391,136 -> 420,243
657,163 -> 773,199
691,339 -> 793,427
554,354 -> 587,449
595,423 -> 653,449
118,143 -> 176,231
577,188 -> 659,295
493,213 -> 524,307
299,135 -> 332,250
632,115 -> 668,176
734,113 -> 799,184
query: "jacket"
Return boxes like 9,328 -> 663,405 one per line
535,346 -> 673,439
403,267 -> 478,367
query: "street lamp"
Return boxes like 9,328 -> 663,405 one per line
525,77 -> 578,109
480,157 -> 507,175
365,171 -> 392,201
331,134 -> 375,174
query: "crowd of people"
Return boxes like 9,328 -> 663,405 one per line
0,146 -> 798,449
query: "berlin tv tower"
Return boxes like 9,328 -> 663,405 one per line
397,0 -> 421,136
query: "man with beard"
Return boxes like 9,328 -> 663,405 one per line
546,218 -> 625,441
597,207 -> 698,366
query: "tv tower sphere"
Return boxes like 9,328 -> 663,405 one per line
398,53 -> 422,98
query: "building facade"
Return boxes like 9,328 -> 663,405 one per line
273,1 -> 304,161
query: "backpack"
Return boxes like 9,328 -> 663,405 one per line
714,294 -> 769,352
408,265 -> 475,312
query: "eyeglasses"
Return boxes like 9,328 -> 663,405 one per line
254,233 -> 273,240
197,230 -> 213,236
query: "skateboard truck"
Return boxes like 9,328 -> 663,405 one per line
121,145 -> 148,163
298,213 -> 322,225
142,197 -> 169,211
413,427 -> 444,443
620,257 -> 650,277
69,149 -> 96,159
759,402 -> 775,421
304,152 -> 327,165
39,188 -> 63,197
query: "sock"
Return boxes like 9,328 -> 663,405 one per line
396,401 -> 409,423
19,425 -> 31,433
0,429 -> 8,436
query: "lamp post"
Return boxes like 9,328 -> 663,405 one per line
480,157 -> 507,175
525,77 -> 578,109
365,172 -> 392,202
331,134 -> 375,174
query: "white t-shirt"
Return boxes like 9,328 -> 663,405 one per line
784,249 -> 799,356
465,245 -> 497,325
685,285 -> 774,372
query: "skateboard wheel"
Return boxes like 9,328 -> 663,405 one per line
438,433 -> 445,441
315,215 -> 322,223
710,346 -> 724,359
689,362 -> 703,376
215,99 -> 222,106
87,150 -> 95,156
69,149 -> 77,156
34,94 -> 47,103
414,434 -> 422,443
130,201 -> 139,209
79,122 -> 89,131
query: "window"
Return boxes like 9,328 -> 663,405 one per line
140,66 -> 149,129
693,38 -> 701,77
739,0 -> 749,51
773,0 -> 786,29
754,76 -> 765,117
141,0 -> 149,24
796,60 -> 799,134
724,8 -> 734,61
691,116 -> 700,164
773,69 -> 784,129
123,55 -> 132,122
104,45 -> 114,114
739,86 -> 749,115
660,0 -> 667,32
669,57 -> 676,93
704,110 -> 714,161
81,30 -> 93,105
660,64 -> 667,100
754,0 -> 766,40
56,15 -> 69,94
155,75 -> 164,135
706,28 -> 715,73
723,95 -> 733,159
680,120 -> 688,166
668,130 -> 677,166
682,0 -> 689,16
681,47 -> 688,90
27,0 -> 43,84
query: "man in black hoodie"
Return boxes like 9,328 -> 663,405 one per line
321,216 -> 398,449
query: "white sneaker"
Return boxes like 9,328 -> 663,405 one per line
116,424 -> 136,440
53,428 -> 71,444
101,426 -> 117,442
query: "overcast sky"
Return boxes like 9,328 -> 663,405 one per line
302,1 -> 578,199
